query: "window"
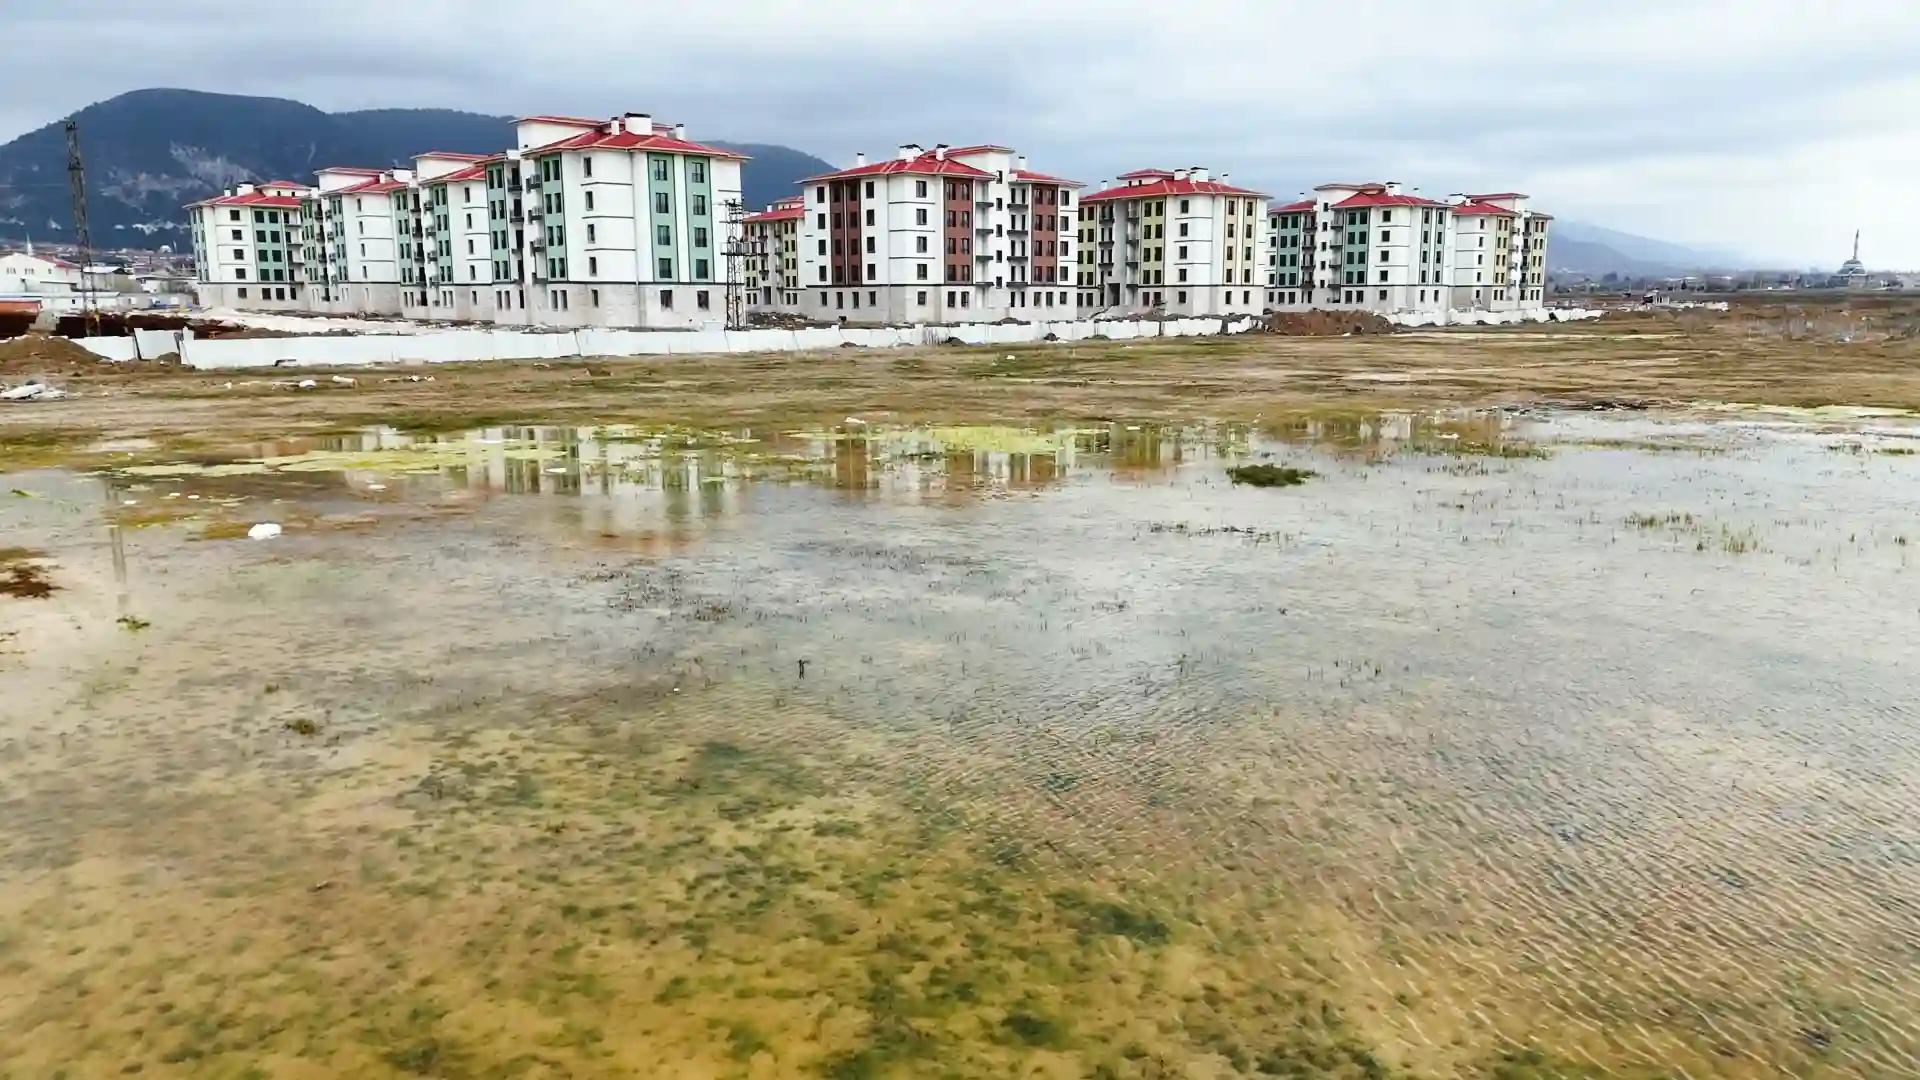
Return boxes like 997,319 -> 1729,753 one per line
694,227 -> 709,248
864,181 -> 875,198
1178,245 -> 1187,260
659,257 -> 673,278
229,209 -> 241,222
916,264 -> 928,280
587,224 -> 596,243
818,239 -> 827,256
657,224 -> 672,246
692,194 -> 707,216
655,192 -> 670,215
865,236 -> 875,254
917,290 -> 928,305
815,185 -> 826,203
584,191 -> 595,212
695,258 -> 709,279
1179,199 -> 1190,213
697,290 -> 710,310
1178,269 -> 1188,283
589,256 -> 598,276
661,289 -> 674,308
866,263 -> 876,280
1179,223 -> 1189,238
237,287 -> 248,299
864,209 -> 875,227
915,180 -> 928,198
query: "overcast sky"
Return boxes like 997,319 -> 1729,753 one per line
6,0 -> 1917,268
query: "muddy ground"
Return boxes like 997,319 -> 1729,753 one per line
2,299 -> 1918,455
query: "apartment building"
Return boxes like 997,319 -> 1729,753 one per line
1448,193 -> 1551,311
300,166 -> 408,315
395,152 -> 496,322
796,144 -> 1080,324
495,113 -> 747,329
188,181 -> 311,310
744,196 -> 803,313
1075,168 -> 1266,317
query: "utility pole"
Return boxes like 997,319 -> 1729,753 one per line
65,118 -> 99,335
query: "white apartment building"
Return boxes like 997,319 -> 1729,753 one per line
797,144 -> 1080,324
301,166 -> 408,316
1074,168 -> 1266,317
745,196 -> 803,313
1266,182 -> 1550,315
187,181 -> 311,310
397,152 -> 495,322
499,113 -> 746,329
1448,192 -> 1551,311
0,250 -> 84,296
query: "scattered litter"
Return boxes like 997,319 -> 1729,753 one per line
1,380 -> 67,402
845,417 -> 867,425
330,375 -> 357,387
544,467 -> 567,475
247,523 -> 282,540
187,494 -> 201,500
296,379 -> 318,390
367,483 -> 387,492
117,615 -> 151,632
121,499 -> 138,506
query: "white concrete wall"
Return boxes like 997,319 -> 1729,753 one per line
73,313 -> 1280,369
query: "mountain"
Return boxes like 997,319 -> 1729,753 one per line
1547,237 -> 1691,279
1552,221 -> 1748,271
0,89 -> 835,246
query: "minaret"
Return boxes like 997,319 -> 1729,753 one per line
1853,230 -> 1861,263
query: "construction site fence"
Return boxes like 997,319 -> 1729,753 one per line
72,308 -> 1602,370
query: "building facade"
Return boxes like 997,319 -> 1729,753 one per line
796,144 -> 1080,324
1075,168 -> 1266,317
188,182 -> 312,310
744,196 -> 803,313
1264,183 -> 1548,315
1447,193 -> 1550,311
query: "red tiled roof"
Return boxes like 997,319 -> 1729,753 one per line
1330,190 -> 1445,209
527,128 -> 747,160
430,164 -> 490,183
1012,170 -> 1084,187
745,206 -> 804,224
1270,200 -> 1316,213
807,153 -> 994,182
337,177 -> 408,195
1451,201 -> 1516,217
1082,178 -> 1267,202
189,191 -> 306,209
945,144 -> 1014,156
1465,192 -> 1526,200
1116,169 -> 1175,180
263,180 -> 312,189
317,166 -> 383,176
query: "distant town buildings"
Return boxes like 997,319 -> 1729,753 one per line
184,115 -> 1560,327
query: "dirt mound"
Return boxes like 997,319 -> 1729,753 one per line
0,334 -> 103,374
1265,311 -> 1396,337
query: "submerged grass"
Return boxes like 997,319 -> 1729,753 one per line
1228,463 -> 1316,487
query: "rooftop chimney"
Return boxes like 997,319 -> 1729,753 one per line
1219,172 -> 1230,187
934,146 -> 946,161
1385,180 -> 1402,195
1174,169 -> 1189,182
237,183 -> 257,195
673,123 -> 687,141
898,143 -> 922,161
1015,155 -> 1028,172
628,113 -> 652,136
1191,167 -> 1208,183
855,152 -> 867,167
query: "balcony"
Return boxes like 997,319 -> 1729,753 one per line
507,181 -> 522,194
1007,224 -> 1028,236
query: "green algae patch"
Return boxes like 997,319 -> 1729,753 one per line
1227,463 -> 1316,487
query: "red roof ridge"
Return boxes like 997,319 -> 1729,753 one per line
525,129 -> 747,160
745,206 -> 804,223
1329,190 -> 1445,209
1451,201 -> 1516,217
1270,200 -> 1316,213
1012,169 -> 1084,187
945,144 -> 1014,156
1117,169 -> 1175,180
1464,192 -> 1526,200
806,154 -> 995,182
1082,178 -> 1268,202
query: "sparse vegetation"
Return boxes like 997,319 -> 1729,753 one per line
1227,463 -> 1315,487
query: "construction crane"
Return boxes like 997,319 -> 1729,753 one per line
65,118 -> 99,335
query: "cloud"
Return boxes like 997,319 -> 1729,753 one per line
3,0 -> 1916,265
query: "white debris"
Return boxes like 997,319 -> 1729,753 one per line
247,523 -> 282,541
296,379 -> 318,390
330,375 -> 357,386
845,416 -> 867,425
367,483 -> 387,492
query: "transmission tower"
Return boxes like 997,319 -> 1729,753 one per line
721,198 -> 749,330
65,119 -> 99,335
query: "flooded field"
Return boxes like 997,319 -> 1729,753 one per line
4,399 -> 1919,1080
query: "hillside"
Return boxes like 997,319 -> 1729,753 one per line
0,89 -> 834,246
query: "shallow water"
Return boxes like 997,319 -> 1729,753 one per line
3,410 -> 1918,1079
